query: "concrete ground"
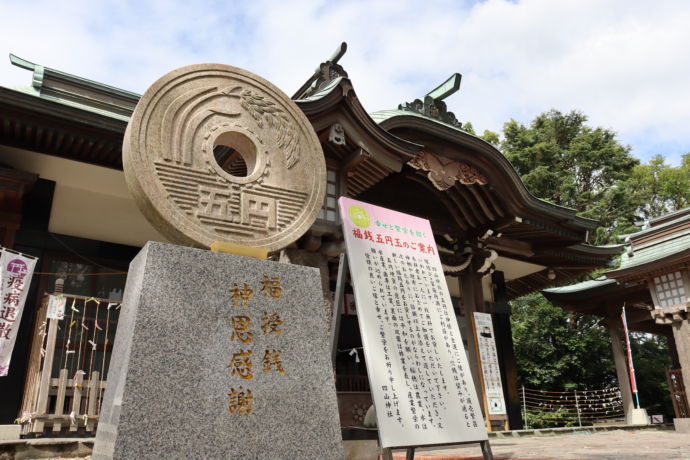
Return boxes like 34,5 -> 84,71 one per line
386,429 -> 690,460
1,427 -> 686,459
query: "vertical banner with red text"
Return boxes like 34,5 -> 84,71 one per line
0,249 -> 37,376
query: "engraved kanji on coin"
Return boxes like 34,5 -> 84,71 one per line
123,64 -> 326,251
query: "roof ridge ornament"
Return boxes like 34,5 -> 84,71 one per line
398,73 -> 463,128
293,42 -> 349,99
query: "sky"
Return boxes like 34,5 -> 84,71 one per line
1,0 -> 689,165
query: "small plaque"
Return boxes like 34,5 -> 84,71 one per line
46,294 -> 66,320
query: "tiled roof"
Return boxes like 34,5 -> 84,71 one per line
7,54 -> 139,121
626,211 -> 690,239
294,77 -> 343,102
542,277 -> 616,295
617,230 -> 690,271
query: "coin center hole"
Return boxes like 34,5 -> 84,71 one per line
213,132 -> 257,178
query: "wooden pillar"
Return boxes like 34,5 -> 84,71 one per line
607,323 -> 635,422
671,320 -> 690,398
667,331 -> 682,369
0,167 -> 38,249
459,255 -> 486,418
491,271 -> 522,429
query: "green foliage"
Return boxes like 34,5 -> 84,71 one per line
512,296 -> 676,421
619,154 -> 690,221
511,293 -> 616,390
481,129 -> 500,148
462,121 -> 476,135
523,407 -> 576,429
629,333 -> 674,417
459,120 -> 501,149
501,110 -> 638,244
496,109 -> 690,244
502,109 -> 686,421
464,109 -> 684,422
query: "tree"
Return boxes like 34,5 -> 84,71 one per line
511,296 -> 676,421
511,293 -> 616,390
480,129 -> 500,148
501,110 -> 638,244
461,121 -> 501,148
500,112 -> 690,243
629,333 -> 673,417
503,109 -> 683,420
619,153 -> 690,221
665,153 -> 690,209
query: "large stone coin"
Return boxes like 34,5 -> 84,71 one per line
124,64 -> 326,252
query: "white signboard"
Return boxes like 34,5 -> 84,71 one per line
0,249 -> 38,376
473,312 -> 506,416
47,295 -> 67,320
340,197 -> 487,448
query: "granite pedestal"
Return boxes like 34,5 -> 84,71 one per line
674,417 -> 690,433
93,242 -> 343,459
628,408 -> 649,425
0,425 -> 20,440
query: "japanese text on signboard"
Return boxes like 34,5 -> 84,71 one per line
340,198 -> 487,448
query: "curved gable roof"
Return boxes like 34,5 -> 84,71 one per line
371,108 -> 598,233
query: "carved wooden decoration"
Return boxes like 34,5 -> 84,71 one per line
328,123 -> 346,146
408,151 -> 488,190
124,64 -> 326,251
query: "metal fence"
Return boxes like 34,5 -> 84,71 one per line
521,386 -> 624,428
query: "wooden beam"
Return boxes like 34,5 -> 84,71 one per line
342,147 -> 370,172
625,307 -> 653,324
484,236 -> 534,258
320,240 -> 346,257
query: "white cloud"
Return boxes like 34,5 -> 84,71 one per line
1,0 -> 689,163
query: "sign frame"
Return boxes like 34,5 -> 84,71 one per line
471,312 -> 509,431
337,197 -> 494,459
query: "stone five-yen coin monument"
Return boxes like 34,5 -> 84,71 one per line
92,65 -> 343,459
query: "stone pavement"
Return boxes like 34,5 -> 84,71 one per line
387,429 -> 689,460
2,427 -> 687,459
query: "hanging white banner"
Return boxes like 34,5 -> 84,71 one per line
473,312 -> 507,416
0,249 -> 38,377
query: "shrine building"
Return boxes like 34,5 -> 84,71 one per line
0,48 -> 620,433
544,206 -> 690,428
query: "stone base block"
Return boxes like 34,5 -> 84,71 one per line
343,440 -> 380,460
0,424 -> 20,440
628,408 -> 649,425
93,242 -> 343,459
674,417 -> 690,432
